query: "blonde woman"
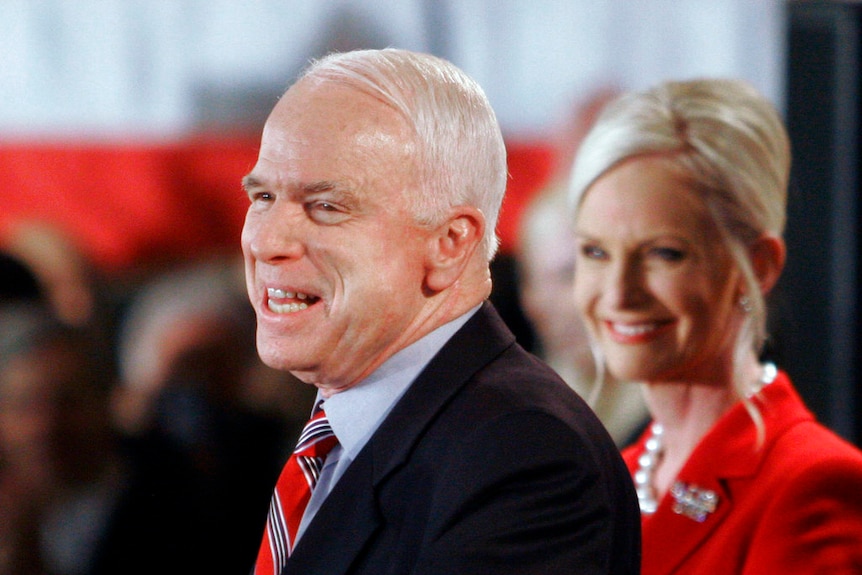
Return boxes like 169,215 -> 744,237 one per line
569,78 -> 862,574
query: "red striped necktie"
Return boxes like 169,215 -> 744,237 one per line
254,406 -> 338,575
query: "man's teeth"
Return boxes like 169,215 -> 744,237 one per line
268,287 -> 309,300
268,300 -> 309,313
267,287 -> 313,313
613,323 -> 657,336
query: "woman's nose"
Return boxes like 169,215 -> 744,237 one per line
607,258 -> 649,308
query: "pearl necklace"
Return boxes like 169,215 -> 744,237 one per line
633,362 -> 778,515
634,423 -> 664,515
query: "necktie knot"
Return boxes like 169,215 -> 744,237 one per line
294,409 -> 338,459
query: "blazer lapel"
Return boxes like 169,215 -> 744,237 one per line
642,475 -> 733,574
368,302 -> 515,484
284,302 -> 515,575
284,453 -> 380,575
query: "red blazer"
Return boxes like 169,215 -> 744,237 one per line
623,371 -> 862,574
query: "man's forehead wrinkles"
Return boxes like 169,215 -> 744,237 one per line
303,181 -> 338,194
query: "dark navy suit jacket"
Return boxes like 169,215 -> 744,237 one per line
284,302 -> 640,574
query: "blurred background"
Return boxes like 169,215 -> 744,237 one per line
0,0 -> 859,573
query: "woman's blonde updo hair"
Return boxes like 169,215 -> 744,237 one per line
569,78 -> 791,407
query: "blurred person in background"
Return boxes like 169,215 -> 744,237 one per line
569,77 -> 862,573
516,88 -> 648,447
0,302 -> 199,575
1,220 -> 99,328
113,257 -> 315,573
517,183 -> 648,446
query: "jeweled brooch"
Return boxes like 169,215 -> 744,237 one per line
670,481 -> 719,522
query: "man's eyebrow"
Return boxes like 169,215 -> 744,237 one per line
304,181 -> 361,210
241,174 -> 263,192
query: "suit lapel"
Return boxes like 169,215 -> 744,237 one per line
284,303 -> 515,575
643,408 -> 754,574
368,302 -> 514,484
642,475 -> 732,574
284,453 -> 380,575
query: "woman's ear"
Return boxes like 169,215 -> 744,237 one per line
749,234 -> 786,296
424,206 -> 485,293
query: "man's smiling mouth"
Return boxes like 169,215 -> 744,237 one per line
267,287 -> 320,313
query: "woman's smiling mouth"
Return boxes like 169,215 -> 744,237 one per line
605,320 -> 673,343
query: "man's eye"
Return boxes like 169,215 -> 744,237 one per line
251,191 -> 273,202
309,200 -> 341,213
306,201 -> 349,224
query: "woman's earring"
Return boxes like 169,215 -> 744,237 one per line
739,295 -> 753,313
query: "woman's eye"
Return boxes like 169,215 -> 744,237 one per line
650,247 -> 685,262
580,244 -> 606,260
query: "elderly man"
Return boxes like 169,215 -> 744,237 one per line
241,48 -> 639,575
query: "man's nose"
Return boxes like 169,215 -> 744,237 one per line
244,204 -> 306,264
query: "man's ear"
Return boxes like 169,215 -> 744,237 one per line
749,234 -> 786,295
425,206 -> 485,293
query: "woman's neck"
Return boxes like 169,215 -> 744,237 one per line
641,354 -> 763,498
644,381 -> 736,496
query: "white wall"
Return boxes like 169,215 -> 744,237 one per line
0,0 -> 785,139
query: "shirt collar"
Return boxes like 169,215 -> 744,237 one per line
319,304 -> 480,460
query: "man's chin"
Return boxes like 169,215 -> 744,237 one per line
256,344 -> 304,372
287,369 -> 318,385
